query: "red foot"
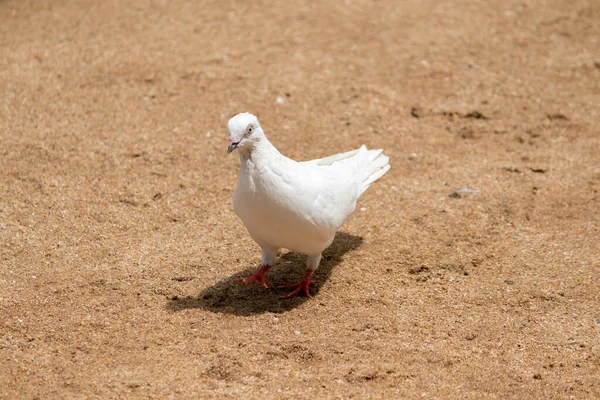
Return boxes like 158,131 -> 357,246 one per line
236,264 -> 271,288
280,270 -> 316,299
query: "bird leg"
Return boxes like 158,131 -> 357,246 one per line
280,269 -> 316,299
236,264 -> 271,288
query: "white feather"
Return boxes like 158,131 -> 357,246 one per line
228,113 -> 390,274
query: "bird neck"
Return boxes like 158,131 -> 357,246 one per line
237,129 -> 281,164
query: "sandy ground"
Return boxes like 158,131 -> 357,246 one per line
1,0 -> 599,398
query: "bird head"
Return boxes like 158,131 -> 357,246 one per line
226,112 -> 261,154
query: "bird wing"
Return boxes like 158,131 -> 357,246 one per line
300,145 -> 390,198
272,144 -> 390,231
301,148 -> 362,166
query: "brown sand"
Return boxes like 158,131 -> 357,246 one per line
1,0 -> 599,398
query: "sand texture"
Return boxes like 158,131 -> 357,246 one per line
1,0 -> 599,398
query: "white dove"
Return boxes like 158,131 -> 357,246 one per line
227,113 -> 390,298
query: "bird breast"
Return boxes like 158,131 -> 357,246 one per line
233,162 -> 340,255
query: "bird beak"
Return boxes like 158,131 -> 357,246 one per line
227,142 -> 239,154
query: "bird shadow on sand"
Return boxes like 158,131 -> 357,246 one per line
166,232 -> 363,316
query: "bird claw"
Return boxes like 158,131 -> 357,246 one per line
279,280 -> 316,299
236,265 -> 271,288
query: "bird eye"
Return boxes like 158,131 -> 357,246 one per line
248,127 -> 253,133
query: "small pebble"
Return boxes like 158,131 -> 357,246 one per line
455,187 -> 480,194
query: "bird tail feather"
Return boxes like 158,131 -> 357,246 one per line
356,145 -> 390,198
